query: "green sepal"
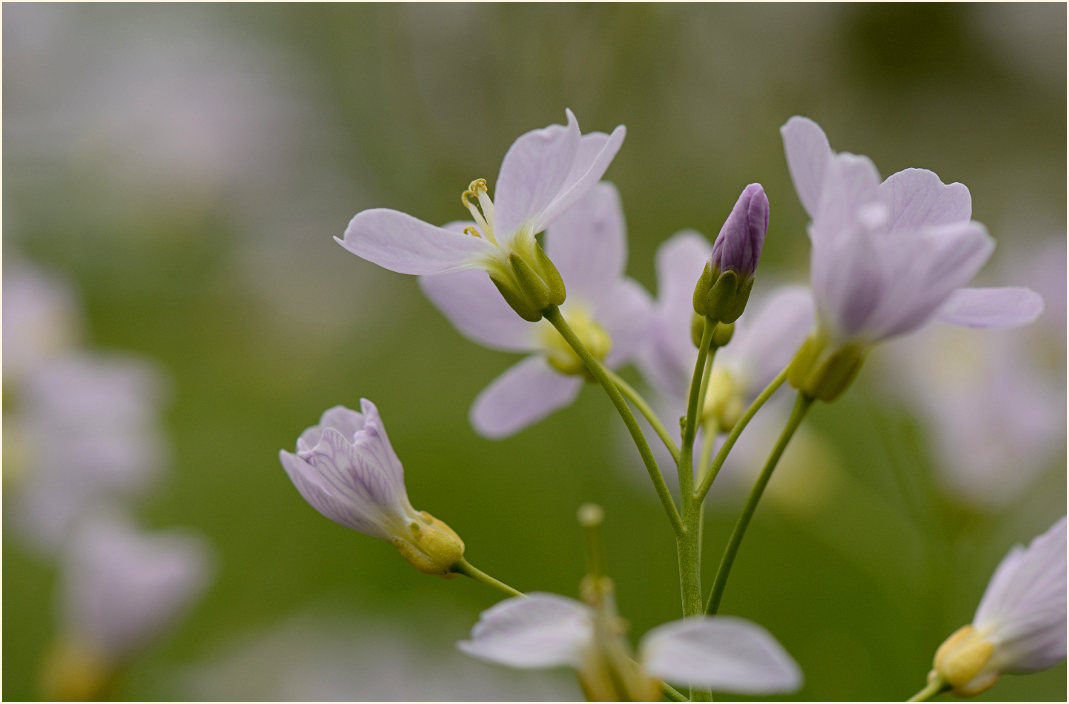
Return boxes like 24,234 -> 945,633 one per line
535,242 -> 566,306
692,264 -> 754,323
489,271 -> 543,322
787,333 -> 866,402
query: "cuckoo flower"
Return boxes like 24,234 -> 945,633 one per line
458,592 -> 802,699
639,231 -> 813,434
780,116 -> 1043,401
44,512 -> 213,699
339,110 -> 625,321
928,516 -> 1066,697
420,182 -> 652,439
693,183 -> 770,323
279,401 -> 464,575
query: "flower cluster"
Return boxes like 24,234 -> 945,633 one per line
278,110 -> 1063,701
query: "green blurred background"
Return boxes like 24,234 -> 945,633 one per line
4,3 -> 1065,700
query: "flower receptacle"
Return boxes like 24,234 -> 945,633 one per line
488,242 -> 566,322
786,333 -> 865,402
930,625 -> 999,697
393,511 -> 466,577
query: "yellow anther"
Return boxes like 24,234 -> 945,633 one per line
463,226 -> 482,239
461,178 -> 489,209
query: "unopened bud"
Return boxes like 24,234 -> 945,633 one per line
393,511 -> 465,577
692,184 -> 769,323
691,314 -> 735,349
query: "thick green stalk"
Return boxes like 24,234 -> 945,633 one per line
706,392 -> 813,614
543,306 -> 683,536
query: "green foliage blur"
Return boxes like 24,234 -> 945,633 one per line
4,3 -> 1065,701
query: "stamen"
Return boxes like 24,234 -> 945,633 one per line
463,226 -> 482,239
459,178 -> 497,245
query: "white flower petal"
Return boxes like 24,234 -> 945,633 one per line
811,152 -> 884,246
61,512 -> 213,659
879,168 -> 972,233
419,269 -> 536,352
974,516 -> 1067,673
457,594 -> 592,669
338,208 -> 496,275
639,616 -> 802,694
280,447 -> 390,539
493,111 -> 582,239
936,286 -> 1044,329
781,116 -> 834,221
595,279 -> 654,369
470,357 -> 583,439
544,182 -> 627,302
537,121 -> 626,231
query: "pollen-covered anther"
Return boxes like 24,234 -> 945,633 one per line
461,178 -> 497,244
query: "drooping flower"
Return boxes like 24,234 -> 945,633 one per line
458,592 -> 802,699
339,109 -> 625,321
693,183 -> 770,323
639,230 -> 814,435
43,512 -> 213,700
780,116 -> 1043,401
279,400 -> 465,575
420,182 -> 652,439
928,516 -> 1066,697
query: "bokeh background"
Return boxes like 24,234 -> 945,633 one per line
3,3 -> 1065,701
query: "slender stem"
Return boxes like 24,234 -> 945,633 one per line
451,558 -> 524,598
907,676 -> 949,702
661,682 -> 688,702
606,369 -> 680,464
705,392 -> 813,614
695,366 -> 789,504
543,305 -> 683,536
674,319 -> 717,620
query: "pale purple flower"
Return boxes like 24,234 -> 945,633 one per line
338,109 -> 625,278
458,593 -> 802,696
639,230 -> 814,433
419,182 -> 652,438
6,353 -> 170,556
2,259 -> 85,384
279,400 -> 464,574
56,511 -> 213,662
710,183 -> 768,279
931,516 -> 1066,696
780,116 -> 1042,348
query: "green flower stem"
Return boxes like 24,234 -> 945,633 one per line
661,682 -> 688,702
695,366 -> 789,504
606,369 -> 680,464
674,318 -> 718,620
451,558 -> 524,598
705,392 -> 813,614
543,305 -> 684,536
908,675 -> 949,702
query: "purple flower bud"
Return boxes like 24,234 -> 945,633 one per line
710,183 -> 768,279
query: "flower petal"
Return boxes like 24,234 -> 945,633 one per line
537,121 -> 626,231
419,269 -> 537,352
879,168 -> 972,233
639,616 -> 802,694
493,111 -> 582,240
595,279 -> 654,369
781,116 -> 834,221
280,448 -> 390,539
338,208 -> 496,275
974,516 -> 1067,673
544,182 -> 627,302
457,593 -> 592,669
936,286 -> 1044,329
470,356 -> 583,439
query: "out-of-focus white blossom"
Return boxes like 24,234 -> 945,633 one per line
2,259 -> 85,384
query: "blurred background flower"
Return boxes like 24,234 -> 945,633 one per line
4,3 -> 1064,701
